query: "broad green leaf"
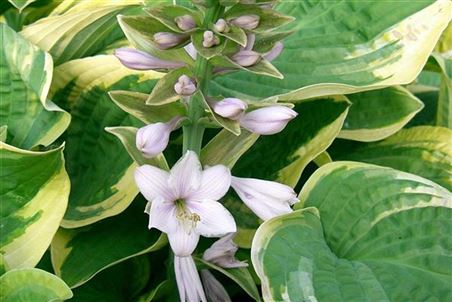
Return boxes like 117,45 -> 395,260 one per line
105,126 -> 170,168
7,0 -> 37,11
339,86 -> 424,142
49,55 -> 161,228
435,22 -> 452,53
0,268 -> 72,302
211,0 -> 452,100
51,198 -> 166,288
1,0 -> 60,31
225,96 -> 350,247
332,126 -> 452,190
431,53 -> 452,128
108,90 -> 186,124
20,3 -> 140,65
0,23 -> 70,149
69,256 -> 150,302
0,143 -> 70,271
196,258 -> 261,302
252,162 -> 452,302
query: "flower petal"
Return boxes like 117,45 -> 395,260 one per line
168,223 -> 200,257
175,256 -> 207,302
188,165 -> 231,201
169,151 -> 202,198
148,198 -> 177,233
187,200 -> 236,237
203,233 -> 248,268
201,270 -> 231,302
135,165 -> 172,201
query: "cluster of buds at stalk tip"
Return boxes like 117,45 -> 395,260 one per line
112,1 -> 296,300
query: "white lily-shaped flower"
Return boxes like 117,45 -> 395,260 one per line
231,177 -> 299,220
135,151 -> 237,255
135,151 -> 236,302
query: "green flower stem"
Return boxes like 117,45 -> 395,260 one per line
182,3 -> 224,155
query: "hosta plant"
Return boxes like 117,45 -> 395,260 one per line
1,0 -> 451,301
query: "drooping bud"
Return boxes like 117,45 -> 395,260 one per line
202,30 -> 220,48
203,234 -> 248,268
210,98 -> 247,120
214,18 -> 229,33
154,32 -> 186,49
174,75 -> 197,96
174,256 -> 207,302
230,15 -> 260,30
239,106 -> 297,135
114,48 -> 185,70
231,50 -> 261,67
175,14 -> 196,31
136,116 -> 182,158
263,42 -> 284,62
200,270 -> 231,302
231,176 -> 299,220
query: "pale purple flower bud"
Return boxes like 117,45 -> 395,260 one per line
214,19 -> 229,33
232,50 -> 261,67
263,42 -> 284,62
114,48 -> 185,70
203,234 -> 248,268
175,14 -> 196,31
174,256 -> 207,302
231,176 -> 299,221
230,15 -> 260,30
239,106 -> 297,135
154,32 -> 186,49
211,98 -> 247,120
136,116 -> 182,157
200,270 -> 231,302
203,30 -> 220,48
174,75 -> 197,96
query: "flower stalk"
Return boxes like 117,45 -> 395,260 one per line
182,3 -> 224,155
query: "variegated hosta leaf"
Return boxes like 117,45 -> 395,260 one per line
20,2 -> 141,65
431,53 -> 452,128
49,55 -> 162,228
221,96 -> 350,247
0,268 -> 73,302
252,162 -> 452,302
211,0 -> 452,101
0,23 -> 70,149
435,22 -> 452,53
339,86 -> 424,142
332,126 -> 452,190
0,143 -> 70,270
69,256 -> 151,302
51,199 -> 166,288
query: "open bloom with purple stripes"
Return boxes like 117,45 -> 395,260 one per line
135,151 -> 236,255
